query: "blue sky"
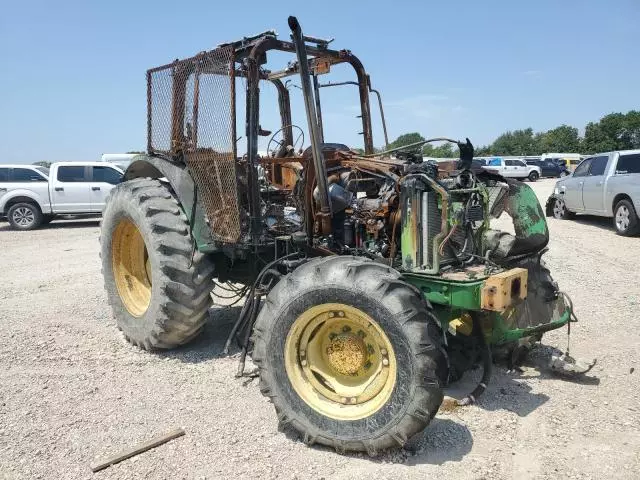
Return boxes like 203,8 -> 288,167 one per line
1,0 -> 638,163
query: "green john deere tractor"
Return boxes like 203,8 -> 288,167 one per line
101,17 -> 583,454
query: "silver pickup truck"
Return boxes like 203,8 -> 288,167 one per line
0,162 -> 123,230
545,149 -> 640,235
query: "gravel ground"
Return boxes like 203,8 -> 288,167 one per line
1,178 -> 638,479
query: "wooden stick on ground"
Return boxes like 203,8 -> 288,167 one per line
90,427 -> 186,473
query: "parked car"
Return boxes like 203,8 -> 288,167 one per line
484,157 -> 542,181
541,153 -> 582,172
0,162 -> 124,230
526,159 -> 570,178
545,150 -> 640,235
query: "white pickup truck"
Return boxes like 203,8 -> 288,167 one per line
484,157 -> 542,182
546,150 -> 640,236
0,162 -> 124,230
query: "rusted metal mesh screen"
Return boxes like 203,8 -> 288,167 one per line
147,46 -> 242,243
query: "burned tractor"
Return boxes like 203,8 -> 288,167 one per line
101,17 -> 580,454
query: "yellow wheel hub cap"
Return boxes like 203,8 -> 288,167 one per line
111,218 -> 152,317
285,303 -> 396,420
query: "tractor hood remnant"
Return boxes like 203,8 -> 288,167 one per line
483,179 -> 549,259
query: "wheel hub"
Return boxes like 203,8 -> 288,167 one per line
326,333 -> 367,376
111,218 -> 152,317
617,206 -> 629,230
13,207 -> 34,226
285,303 -> 396,420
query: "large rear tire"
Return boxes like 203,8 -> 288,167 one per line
252,256 -> 445,454
100,178 -> 215,349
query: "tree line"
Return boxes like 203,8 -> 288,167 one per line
386,110 -> 640,158
30,111 -> 640,166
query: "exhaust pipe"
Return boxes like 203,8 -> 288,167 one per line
288,16 -> 332,221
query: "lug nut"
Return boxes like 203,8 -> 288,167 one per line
341,397 -> 348,403
338,311 -> 345,317
380,348 -> 387,356
382,358 -> 389,366
301,359 -> 307,366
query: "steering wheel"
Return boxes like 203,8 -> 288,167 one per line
266,125 -> 305,158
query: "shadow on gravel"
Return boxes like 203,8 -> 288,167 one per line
524,344 -> 601,386
153,305 -> 243,363
441,343 -> 600,418
403,418 -> 473,465
0,219 -> 100,231
444,365 -> 550,417
570,214 -> 616,234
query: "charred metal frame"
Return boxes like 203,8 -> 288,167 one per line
146,25 -> 375,244
318,79 -> 390,150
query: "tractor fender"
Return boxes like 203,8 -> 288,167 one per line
124,154 -> 214,246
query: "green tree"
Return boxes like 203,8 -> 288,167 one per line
581,111 -> 640,154
432,143 -> 456,158
474,145 -> 492,156
32,161 -> 51,168
388,132 -> 425,152
491,128 -> 540,155
422,142 -> 459,158
536,125 -> 580,153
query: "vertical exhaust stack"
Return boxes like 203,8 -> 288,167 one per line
288,16 -> 332,230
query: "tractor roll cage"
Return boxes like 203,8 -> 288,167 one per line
146,26 -> 377,244
146,31 -> 375,156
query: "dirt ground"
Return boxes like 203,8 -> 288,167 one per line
1,178 -> 639,479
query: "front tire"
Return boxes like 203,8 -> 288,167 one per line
528,171 -> 539,182
7,202 -> 43,230
552,198 -> 575,220
614,199 -> 640,236
100,178 -> 215,349
253,256 -> 445,454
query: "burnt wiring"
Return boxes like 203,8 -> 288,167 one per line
234,252 -> 303,377
211,281 -> 250,307
222,252 -> 305,371
438,223 -> 458,256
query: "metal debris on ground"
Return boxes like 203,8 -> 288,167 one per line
90,428 -> 186,473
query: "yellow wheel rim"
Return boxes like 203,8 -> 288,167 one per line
284,303 -> 396,420
111,218 -> 152,317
